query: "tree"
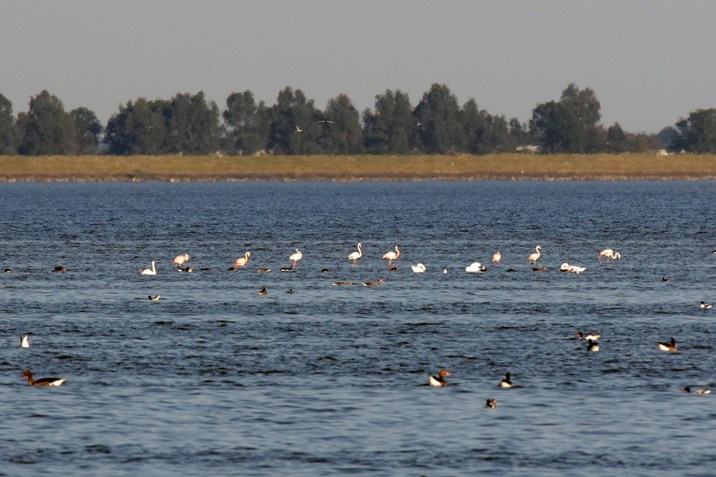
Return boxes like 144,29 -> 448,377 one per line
0,92 -> 18,154
267,87 -> 321,154
165,92 -> 221,154
362,89 -> 414,154
671,109 -> 716,153
413,83 -> 466,154
461,99 -> 517,154
17,90 -> 75,155
319,94 -> 364,154
70,107 -> 102,154
104,98 -> 167,155
530,83 -> 603,153
223,90 -> 269,155
606,122 -> 628,153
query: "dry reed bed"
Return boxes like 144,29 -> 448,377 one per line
1,154 -> 716,181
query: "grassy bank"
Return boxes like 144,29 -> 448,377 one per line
1,154 -> 716,181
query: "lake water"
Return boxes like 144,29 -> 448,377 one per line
1,181 -> 715,476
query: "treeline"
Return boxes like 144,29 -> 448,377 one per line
0,83 -> 715,156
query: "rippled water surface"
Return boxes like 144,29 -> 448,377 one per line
1,181 -> 715,476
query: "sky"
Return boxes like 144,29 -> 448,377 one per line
2,1 -> 715,134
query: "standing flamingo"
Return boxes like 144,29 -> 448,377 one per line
172,254 -> 190,266
492,251 -> 502,264
382,245 -> 400,268
348,243 -> 363,267
289,249 -> 303,269
598,248 -> 621,264
528,245 -> 542,265
234,252 -> 251,268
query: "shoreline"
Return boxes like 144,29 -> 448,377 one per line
1,153 -> 715,182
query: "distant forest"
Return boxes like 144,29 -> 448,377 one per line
1,83 -> 715,156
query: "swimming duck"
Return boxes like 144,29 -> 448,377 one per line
54,265 -> 68,273
485,399 -> 497,408
258,287 -> 268,295
700,301 -> 712,310
683,386 -> 711,395
576,331 -> 601,341
148,294 -> 161,301
411,263 -> 427,273
363,278 -> 385,287
657,337 -> 677,352
20,334 -> 31,348
499,372 -> 513,388
587,339 -> 600,352
256,267 -> 271,273
21,370 -> 65,387
333,281 -> 355,286
428,369 -> 451,387
531,267 -> 549,272
177,265 -> 195,273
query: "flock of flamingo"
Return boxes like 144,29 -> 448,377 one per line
17,244 -> 712,394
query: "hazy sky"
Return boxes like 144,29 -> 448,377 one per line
2,1 -> 715,133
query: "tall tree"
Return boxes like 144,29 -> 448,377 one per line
606,122 -> 628,153
671,108 -> 716,153
104,98 -> 167,155
223,90 -> 269,155
165,92 -> 221,154
267,87 -> 321,154
70,107 -> 102,155
319,94 -> 363,154
0,92 -> 18,154
413,83 -> 466,154
530,83 -> 603,153
17,90 -> 75,155
362,89 -> 414,154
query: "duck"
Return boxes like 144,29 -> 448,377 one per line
587,339 -> 600,352
485,399 -> 497,408
21,370 -> 65,387
177,265 -> 195,273
683,386 -> 711,395
700,301 -> 712,310
286,289 -> 294,294
333,281 -> 355,286
53,265 -> 68,273
657,337 -> 678,352
258,287 -> 268,295
576,331 -> 601,341
363,278 -> 385,287
233,252 -> 251,268
4,268 -> 12,273
560,262 -> 586,274
140,261 -> 156,276
20,334 -> 31,348
256,267 -> 271,273
465,262 -> 487,273
428,369 -> 451,387
172,253 -> 190,266
499,373 -> 513,388
148,294 -> 161,301
411,263 -> 427,273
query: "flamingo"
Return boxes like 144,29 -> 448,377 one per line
348,243 -> 362,267
560,262 -> 586,274
234,252 -> 251,268
528,245 -> 542,265
382,245 -> 400,268
598,249 -> 621,264
492,251 -> 502,265
21,370 -> 65,387
140,261 -> 156,276
289,249 -> 303,269
428,369 -> 451,387
172,254 -> 190,266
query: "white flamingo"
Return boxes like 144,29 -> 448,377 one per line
348,243 -> 362,267
140,261 -> 157,276
383,245 -> 400,268
598,248 -> 621,264
289,249 -> 303,269
234,252 -> 251,268
172,254 -> 190,266
528,245 -> 542,265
